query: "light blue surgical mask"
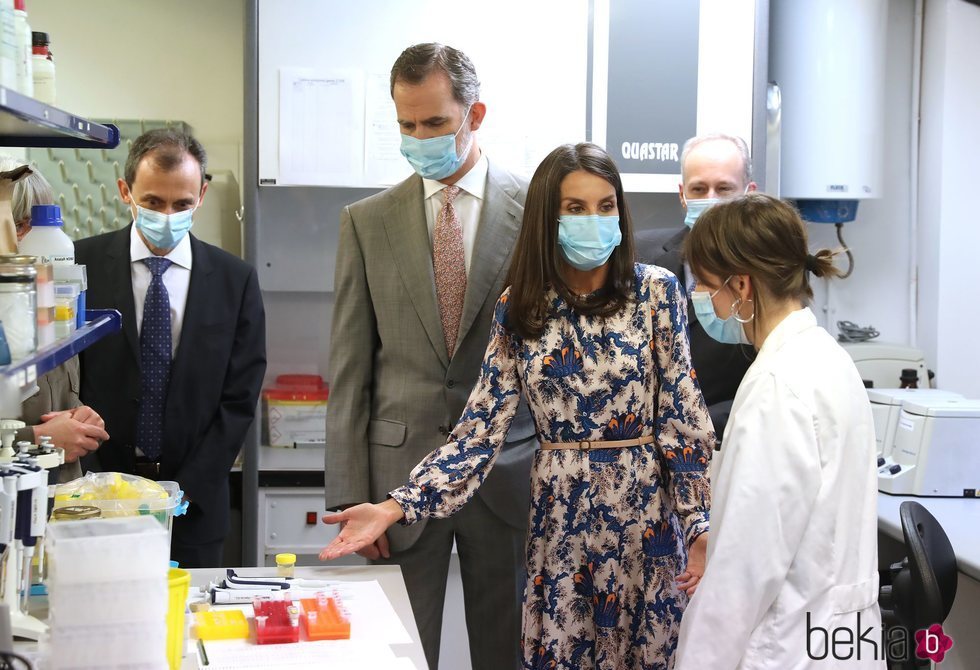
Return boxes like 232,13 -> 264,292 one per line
557,214 -> 622,271
691,276 -> 752,345
399,106 -> 474,181
132,201 -> 196,250
683,197 -> 720,228
682,185 -> 752,228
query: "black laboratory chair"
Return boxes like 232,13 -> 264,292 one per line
879,501 -> 958,669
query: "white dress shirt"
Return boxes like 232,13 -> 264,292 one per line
422,151 -> 488,274
130,225 -> 192,357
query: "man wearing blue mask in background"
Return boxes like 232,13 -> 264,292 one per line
324,43 -> 536,670
75,129 -> 267,568
635,133 -> 756,442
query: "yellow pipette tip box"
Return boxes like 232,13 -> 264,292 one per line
193,609 -> 250,640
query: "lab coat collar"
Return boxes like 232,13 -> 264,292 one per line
756,307 -> 818,359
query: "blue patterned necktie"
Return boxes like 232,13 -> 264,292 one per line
136,256 -> 173,461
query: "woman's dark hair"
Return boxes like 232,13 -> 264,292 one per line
504,143 -> 636,339
683,192 -> 843,337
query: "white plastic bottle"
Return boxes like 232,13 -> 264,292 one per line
0,0 -> 17,89
18,204 -> 74,265
30,29 -> 52,105
13,0 -> 30,97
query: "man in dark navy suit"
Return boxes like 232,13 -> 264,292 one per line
635,133 -> 757,441
76,129 -> 266,567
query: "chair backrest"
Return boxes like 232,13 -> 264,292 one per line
892,501 -> 958,632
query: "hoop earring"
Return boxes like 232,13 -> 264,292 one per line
731,297 -> 755,324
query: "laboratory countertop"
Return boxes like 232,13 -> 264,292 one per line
878,493 -> 980,582
184,565 -> 425,670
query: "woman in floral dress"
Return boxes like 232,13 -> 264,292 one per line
321,143 -> 714,670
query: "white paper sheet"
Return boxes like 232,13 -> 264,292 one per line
364,72 -> 412,186
278,68 -> 364,186
201,639 -> 399,669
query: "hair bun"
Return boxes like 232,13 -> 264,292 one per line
805,254 -> 820,274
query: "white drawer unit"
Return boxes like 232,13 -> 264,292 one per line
255,487 -> 365,567
258,487 -> 329,553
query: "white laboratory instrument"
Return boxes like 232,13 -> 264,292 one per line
0,424 -> 64,641
0,420 -> 25,461
868,388 -> 963,460
770,0 -> 887,202
841,342 -> 931,389
878,398 -> 980,498
0,457 -> 48,640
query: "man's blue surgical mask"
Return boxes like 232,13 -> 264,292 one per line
691,276 -> 751,345
683,185 -> 752,228
400,106 -> 474,181
683,197 -> 720,229
132,201 -> 196,250
557,214 -> 622,271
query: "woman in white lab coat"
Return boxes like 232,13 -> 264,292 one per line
674,193 -> 884,669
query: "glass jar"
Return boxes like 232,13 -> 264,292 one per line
0,255 -> 37,361
51,505 -> 102,522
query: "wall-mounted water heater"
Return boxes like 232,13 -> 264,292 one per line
770,0 -> 888,224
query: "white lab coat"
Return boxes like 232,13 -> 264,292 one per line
675,308 -> 885,669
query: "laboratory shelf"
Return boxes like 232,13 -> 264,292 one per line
0,86 -> 120,149
259,444 -> 325,472
0,309 -> 121,410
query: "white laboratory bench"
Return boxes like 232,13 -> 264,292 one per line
16,565 -> 424,669
182,565 -> 426,670
877,493 -> 980,581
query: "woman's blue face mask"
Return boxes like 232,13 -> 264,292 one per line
557,214 -> 622,271
399,106 -> 474,181
691,275 -> 752,345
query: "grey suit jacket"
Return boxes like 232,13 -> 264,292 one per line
325,161 -> 537,552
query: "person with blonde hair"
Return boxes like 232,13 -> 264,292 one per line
674,193 -> 882,669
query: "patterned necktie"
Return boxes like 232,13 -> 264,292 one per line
433,185 -> 466,356
136,256 -> 173,461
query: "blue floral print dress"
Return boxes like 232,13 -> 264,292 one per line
390,264 -> 714,670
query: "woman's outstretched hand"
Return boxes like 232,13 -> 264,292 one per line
319,499 -> 405,561
677,532 -> 709,597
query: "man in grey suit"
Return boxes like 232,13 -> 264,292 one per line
634,133 -> 757,440
323,43 -> 535,670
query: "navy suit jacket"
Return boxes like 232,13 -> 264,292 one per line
634,226 -> 755,440
75,226 -> 266,544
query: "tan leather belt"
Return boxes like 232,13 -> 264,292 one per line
539,435 -> 654,451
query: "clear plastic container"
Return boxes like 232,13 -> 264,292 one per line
53,476 -> 184,536
0,0 -> 17,89
0,254 -> 36,360
13,0 -> 31,96
48,577 -> 167,625
45,515 -> 169,585
276,552 -> 296,577
54,282 -> 77,339
43,620 -> 167,668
